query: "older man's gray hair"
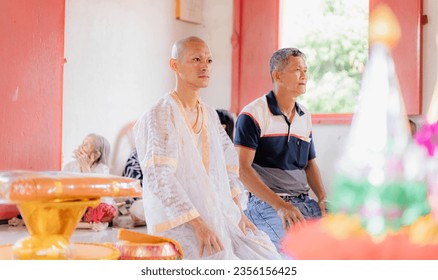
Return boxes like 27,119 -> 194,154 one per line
269,48 -> 305,81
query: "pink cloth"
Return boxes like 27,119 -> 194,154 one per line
83,203 -> 117,223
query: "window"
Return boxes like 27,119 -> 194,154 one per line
280,0 -> 369,115
232,0 -> 424,124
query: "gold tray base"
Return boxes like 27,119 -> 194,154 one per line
0,243 -> 120,260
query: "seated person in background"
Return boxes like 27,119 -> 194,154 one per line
63,133 -> 117,229
216,109 -> 235,141
122,149 -> 143,185
118,148 -> 146,227
409,119 -> 417,137
63,133 -> 110,174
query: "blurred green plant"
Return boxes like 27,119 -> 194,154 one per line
296,0 -> 368,113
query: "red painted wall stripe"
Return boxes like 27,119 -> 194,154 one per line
370,0 -> 423,116
231,0 -> 279,115
0,0 -> 65,170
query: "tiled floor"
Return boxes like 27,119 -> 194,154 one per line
0,222 -> 148,245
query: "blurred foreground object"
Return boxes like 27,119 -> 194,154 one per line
329,3 -> 429,237
0,170 -> 141,260
115,228 -> 183,260
281,216 -> 438,259
415,35 -> 438,223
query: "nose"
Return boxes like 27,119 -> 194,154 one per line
200,59 -> 209,72
200,62 -> 208,72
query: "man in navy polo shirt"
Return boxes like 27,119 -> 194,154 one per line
234,48 -> 327,250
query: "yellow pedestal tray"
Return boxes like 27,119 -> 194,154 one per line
0,170 -> 142,260
0,243 -> 120,260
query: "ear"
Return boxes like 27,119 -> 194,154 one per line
169,58 -> 178,72
272,70 -> 281,83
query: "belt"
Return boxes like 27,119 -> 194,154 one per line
248,192 -> 308,201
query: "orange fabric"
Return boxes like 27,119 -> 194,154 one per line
0,171 -> 141,201
73,243 -> 120,260
118,228 -> 183,259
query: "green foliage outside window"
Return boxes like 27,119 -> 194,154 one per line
282,0 -> 369,113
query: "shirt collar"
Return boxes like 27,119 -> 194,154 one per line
266,91 -> 305,117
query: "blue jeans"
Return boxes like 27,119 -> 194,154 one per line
244,194 -> 322,251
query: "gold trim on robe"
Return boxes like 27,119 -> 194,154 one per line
145,155 -> 177,168
154,209 -> 200,233
230,187 -> 242,199
226,165 -> 239,175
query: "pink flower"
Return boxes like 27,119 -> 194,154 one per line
415,121 -> 438,157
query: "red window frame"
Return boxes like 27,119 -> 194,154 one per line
232,0 -> 425,124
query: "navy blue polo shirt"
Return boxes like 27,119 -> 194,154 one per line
234,91 -> 316,196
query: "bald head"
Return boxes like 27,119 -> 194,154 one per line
171,36 -> 206,60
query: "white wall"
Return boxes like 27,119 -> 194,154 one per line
62,0 -> 232,175
63,0 -> 438,193
423,0 -> 438,117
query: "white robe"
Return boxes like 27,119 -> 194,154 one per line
134,92 -> 281,260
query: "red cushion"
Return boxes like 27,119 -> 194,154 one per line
0,204 -> 20,220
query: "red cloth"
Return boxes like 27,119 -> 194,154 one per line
281,219 -> 438,260
0,204 -> 20,220
83,203 -> 116,223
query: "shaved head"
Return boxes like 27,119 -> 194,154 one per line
171,36 -> 206,60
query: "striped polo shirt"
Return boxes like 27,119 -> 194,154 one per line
234,91 -> 315,196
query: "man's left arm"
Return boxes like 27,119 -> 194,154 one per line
304,159 -> 327,216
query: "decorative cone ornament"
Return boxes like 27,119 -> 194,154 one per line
329,4 -> 429,237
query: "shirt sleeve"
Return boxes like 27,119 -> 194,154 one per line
234,112 -> 261,150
